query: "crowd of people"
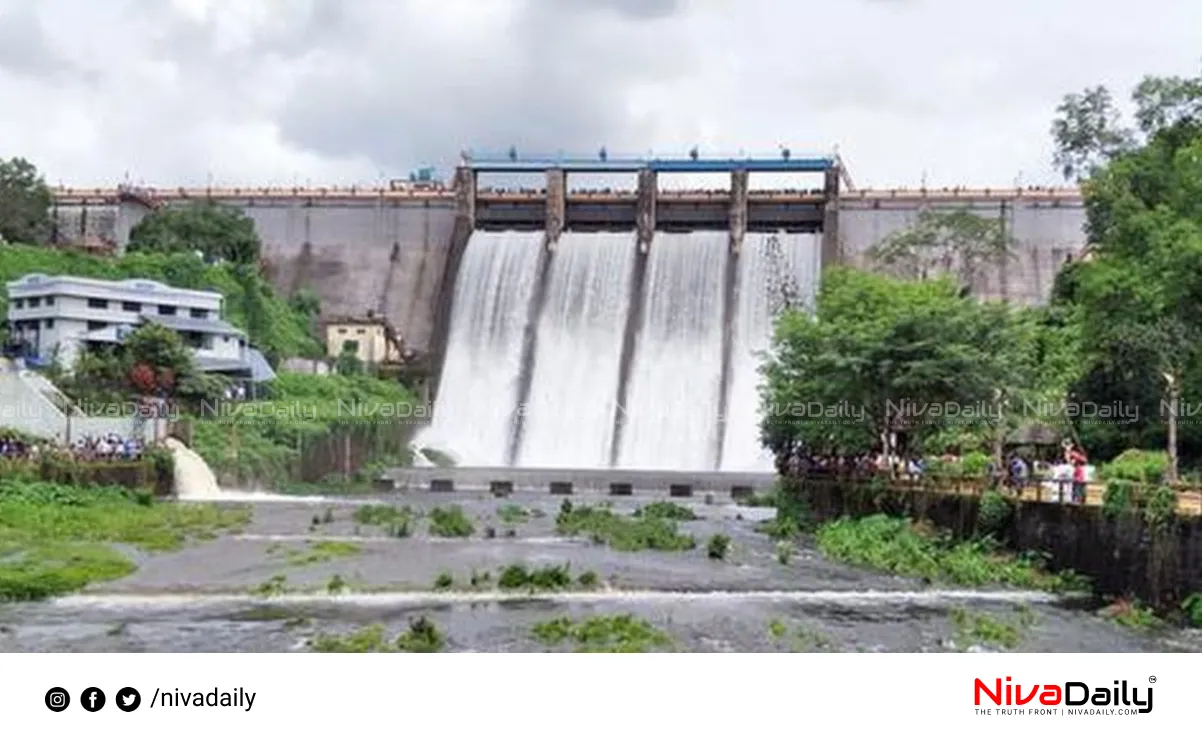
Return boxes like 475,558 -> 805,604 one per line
778,440 -> 1094,504
0,432 -> 145,462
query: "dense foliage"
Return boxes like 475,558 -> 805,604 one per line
761,64 -> 1202,479
0,157 -> 52,245
127,201 -> 261,265
189,371 -> 420,488
761,267 -> 1073,460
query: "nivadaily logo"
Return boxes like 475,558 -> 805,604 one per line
974,676 -> 1154,716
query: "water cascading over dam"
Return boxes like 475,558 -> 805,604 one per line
719,232 -> 822,472
515,232 -> 637,469
615,232 -> 729,471
424,228 -> 819,472
418,230 -> 545,466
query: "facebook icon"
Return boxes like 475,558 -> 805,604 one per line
81,687 -> 106,712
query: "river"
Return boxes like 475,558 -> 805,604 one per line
0,491 -> 1196,652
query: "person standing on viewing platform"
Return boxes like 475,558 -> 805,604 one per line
1066,443 -> 1088,504
1008,454 -> 1029,497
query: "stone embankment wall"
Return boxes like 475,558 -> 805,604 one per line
792,477 -> 1202,610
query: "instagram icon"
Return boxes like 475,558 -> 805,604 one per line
45,687 -> 70,712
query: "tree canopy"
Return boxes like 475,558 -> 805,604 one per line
761,64 -> 1202,477
760,267 -> 1049,461
0,157 -> 52,245
866,209 -> 1012,293
127,201 -> 261,265
1049,66 -> 1202,468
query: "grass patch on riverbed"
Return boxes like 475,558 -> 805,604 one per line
308,616 -> 446,653
949,606 -> 1037,651
814,515 -> 1085,591
531,614 -> 673,653
268,540 -> 361,566
632,502 -> 698,521
555,501 -> 695,552
0,482 -> 250,602
428,506 -> 474,538
353,504 -> 414,537
496,563 -> 600,592
496,504 -> 530,524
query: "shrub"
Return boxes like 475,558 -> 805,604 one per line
428,506 -> 474,538
1102,449 -> 1168,484
1101,480 -> 1136,519
706,534 -> 731,560
976,490 -> 1013,538
396,616 -> 446,652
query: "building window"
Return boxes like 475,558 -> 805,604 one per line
190,308 -> 208,319
27,298 -> 40,308
12,299 -> 21,309
87,298 -> 108,309
222,335 -> 230,343
356,328 -> 366,335
87,321 -> 107,332
337,328 -> 347,334
158,305 -> 177,316
122,301 -> 141,312
44,319 -> 54,329
45,297 -> 54,306
342,340 -> 359,353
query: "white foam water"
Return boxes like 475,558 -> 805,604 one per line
516,231 -> 636,468
720,231 -> 821,472
617,232 -> 729,470
413,231 -> 545,465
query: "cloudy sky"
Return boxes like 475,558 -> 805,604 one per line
0,0 -> 1198,189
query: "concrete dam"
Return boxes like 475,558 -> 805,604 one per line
49,153 -> 1086,473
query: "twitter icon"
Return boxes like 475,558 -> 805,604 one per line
116,687 -> 141,712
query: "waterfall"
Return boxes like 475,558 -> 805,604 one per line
414,230 -> 545,465
516,232 -> 636,469
720,231 -> 822,472
165,438 -> 221,500
616,232 -> 729,471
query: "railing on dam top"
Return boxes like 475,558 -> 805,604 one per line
794,473 -> 1201,515
51,184 -> 1085,205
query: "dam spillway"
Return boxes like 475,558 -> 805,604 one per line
423,228 -> 818,472
615,232 -> 729,471
515,232 -> 637,469
417,230 -> 544,466
720,232 -> 822,472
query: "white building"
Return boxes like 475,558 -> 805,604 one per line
4,273 -> 273,381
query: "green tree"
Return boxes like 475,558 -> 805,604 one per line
760,268 -> 1028,466
1050,86 -> 1135,182
0,157 -> 53,244
866,209 -> 1013,294
336,347 -> 364,376
123,322 -> 197,383
1050,65 -> 1202,469
127,201 -> 261,264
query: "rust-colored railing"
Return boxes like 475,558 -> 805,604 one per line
806,473 -> 1200,515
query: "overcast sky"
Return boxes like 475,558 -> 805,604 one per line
0,0 -> 1198,189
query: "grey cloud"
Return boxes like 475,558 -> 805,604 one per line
551,0 -> 684,20
0,4 -> 84,80
271,0 -> 695,172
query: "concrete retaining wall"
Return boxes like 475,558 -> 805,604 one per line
836,197 -> 1085,305
381,466 -> 776,498
48,191 -> 1088,359
792,477 -> 1202,610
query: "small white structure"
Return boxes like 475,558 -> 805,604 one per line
5,273 -> 272,380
